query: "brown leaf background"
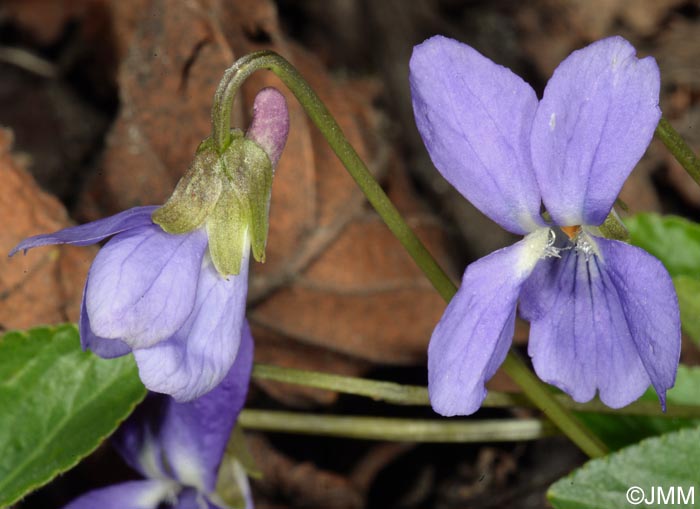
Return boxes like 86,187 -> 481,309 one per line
2,0 -> 699,507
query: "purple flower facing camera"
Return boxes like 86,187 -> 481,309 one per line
410,35 -> 681,415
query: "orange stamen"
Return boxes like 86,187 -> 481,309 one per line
561,225 -> 581,239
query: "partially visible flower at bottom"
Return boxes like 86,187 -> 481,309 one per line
63,324 -> 255,509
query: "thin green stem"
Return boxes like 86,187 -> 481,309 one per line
212,51 -> 455,302
239,410 -> 556,442
655,117 -> 700,186
253,363 -> 430,405
254,363 -> 700,418
213,51 -> 607,458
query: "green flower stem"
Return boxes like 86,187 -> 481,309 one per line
239,410 -> 556,442
253,363 -> 700,418
212,51 -> 454,302
655,118 -> 700,186
253,363 -> 430,405
213,51 -> 607,458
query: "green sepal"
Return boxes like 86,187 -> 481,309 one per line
224,425 -> 262,479
599,208 -> 629,241
206,186 -> 248,276
221,138 -> 273,263
153,143 -> 223,234
215,425 -> 261,509
674,275 -> 700,345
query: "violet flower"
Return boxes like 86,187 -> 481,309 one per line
10,88 -> 289,401
410,35 -> 681,415
63,324 -> 255,509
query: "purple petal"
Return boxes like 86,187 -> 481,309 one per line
115,325 -> 253,492
410,35 -> 542,234
530,36 -> 661,226
112,395 -> 169,479
132,254 -> 250,401
522,248 -> 646,406
9,206 -> 158,256
173,489 -> 224,509
157,326 -> 254,492
246,87 -> 290,168
596,238 -> 680,408
79,284 -> 132,358
62,480 -> 179,509
85,225 -> 207,348
522,236 -> 679,408
428,229 -> 551,415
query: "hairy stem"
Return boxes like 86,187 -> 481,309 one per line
655,118 -> 700,186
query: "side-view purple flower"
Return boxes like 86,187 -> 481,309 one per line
62,324 -> 255,509
9,87 -> 289,402
410,35 -> 681,416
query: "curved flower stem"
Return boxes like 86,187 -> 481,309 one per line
253,363 -> 700,418
212,51 -> 455,302
655,118 -> 700,186
239,410 -> 556,442
213,51 -> 607,458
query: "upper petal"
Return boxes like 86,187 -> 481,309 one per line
530,36 -> 660,226
132,253 -> 250,401
62,480 -> 179,509
410,35 -> 542,234
428,229 -> 550,416
85,225 -> 207,347
522,236 -> 680,408
9,206 -> 158,256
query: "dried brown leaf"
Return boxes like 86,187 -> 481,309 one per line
0,128 -> 93,330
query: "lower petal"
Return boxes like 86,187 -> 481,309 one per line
428,229 -> 550,416
524,238 -> 679,408
173,489 -> 222,509
159,324 -> 254,492
86,226 -> 207,347
596,238 -> 680,408
133,253 -> 250,401
112,395 -> 169,479
62,480 -> 179,509
114,328 -> 253,493
80,284 -> 131,358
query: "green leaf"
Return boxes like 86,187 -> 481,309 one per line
549,425 -> 699,509
0,324 -> 146,507
626,213 -> 700,343
674,276 -> 700,345
626,213 -> 700,278
577,365 -> 700,450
